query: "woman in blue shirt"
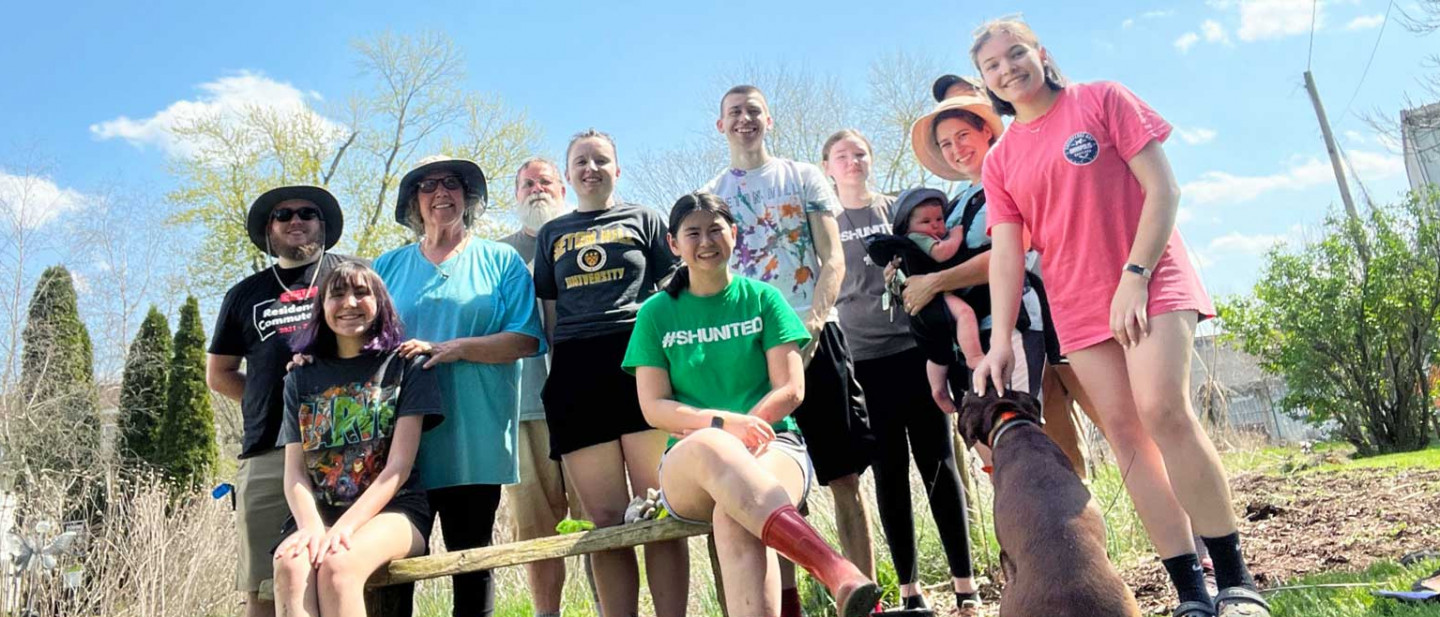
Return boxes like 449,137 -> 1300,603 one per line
373,155 -> 546,617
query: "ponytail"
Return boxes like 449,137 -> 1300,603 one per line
664,265 -> 691,298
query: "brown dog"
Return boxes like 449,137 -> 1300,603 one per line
957,390 -> 1141,617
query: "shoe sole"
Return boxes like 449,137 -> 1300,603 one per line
840,582 -> 885,617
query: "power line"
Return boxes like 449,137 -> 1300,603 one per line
1339,0 -> 1396,123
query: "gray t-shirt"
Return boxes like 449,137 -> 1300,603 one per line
533,203 -> 678,343
835,194 -> 915,362
499,230 -> 548,422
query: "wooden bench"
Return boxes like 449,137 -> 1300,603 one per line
364,518 -> 729,617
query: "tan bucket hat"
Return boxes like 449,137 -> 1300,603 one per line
910,95 -> 1005,182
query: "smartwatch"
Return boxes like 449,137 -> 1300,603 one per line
1123,263 -> 1153,280
710,415 -> 726,430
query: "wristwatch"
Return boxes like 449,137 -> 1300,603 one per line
710,415 -> 725,429
1123,263 -> 1153,280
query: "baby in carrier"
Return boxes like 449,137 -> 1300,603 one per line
866,187 -> 989,412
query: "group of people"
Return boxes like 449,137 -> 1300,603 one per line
206,18 -> 1269,617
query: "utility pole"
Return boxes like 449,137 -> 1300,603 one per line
1303,70 -> 1370,264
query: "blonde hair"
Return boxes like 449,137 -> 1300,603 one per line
969,17 -> 1067,117
821,129 -> 874,166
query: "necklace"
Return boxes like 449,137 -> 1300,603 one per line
268,255 -> 324,299
423,235 -> 468,281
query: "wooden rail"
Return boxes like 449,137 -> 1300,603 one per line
364,518 -> 726,616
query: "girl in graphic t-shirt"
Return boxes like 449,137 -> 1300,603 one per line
272,261 -> 443,615
967,18 -> 1268,617
532,129 -> 685,617
621,192 -> 882,617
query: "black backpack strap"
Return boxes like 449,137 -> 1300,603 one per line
1025,271 -> 1062,364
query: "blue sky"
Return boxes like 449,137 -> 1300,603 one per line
0,0 -> 1433,303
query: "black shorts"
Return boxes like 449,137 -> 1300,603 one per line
792,323 -> 874,486
274,488 -> 434,552
543,328 -> 653,460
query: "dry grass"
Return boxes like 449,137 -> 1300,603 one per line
2,472 -> 240,617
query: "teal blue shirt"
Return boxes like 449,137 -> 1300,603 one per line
373,240 -> 547,488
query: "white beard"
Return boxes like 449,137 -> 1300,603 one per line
521,200 -> 566,231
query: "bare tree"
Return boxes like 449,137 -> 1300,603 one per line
0,150 -> 64,389
348,31 -> 468,257
860,50 -> 956,193
70,186 -> 182,380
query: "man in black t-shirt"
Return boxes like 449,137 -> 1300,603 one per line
206,185 -> 360,617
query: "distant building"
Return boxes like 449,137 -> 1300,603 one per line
1190,335 -> 1327,443
1402,102 -> 1440,191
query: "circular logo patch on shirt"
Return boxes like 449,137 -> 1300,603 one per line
577,245 -> 607,272
1063,132 -> 1099,166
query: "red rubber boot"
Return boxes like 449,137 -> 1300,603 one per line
760,505 -> 881,617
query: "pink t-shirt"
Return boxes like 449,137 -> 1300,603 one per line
983,81 -> 1214,354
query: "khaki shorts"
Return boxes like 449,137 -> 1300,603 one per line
504,420 -> 584,541
235,448 -> 288,592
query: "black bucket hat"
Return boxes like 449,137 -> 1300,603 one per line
891,187 -> 950,236
246,185 -> 343,256
394,155 -> 488,226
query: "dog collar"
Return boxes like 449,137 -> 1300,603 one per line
988,410 -> 1037,448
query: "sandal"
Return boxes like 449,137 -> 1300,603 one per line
1413,568 -> 1440,593
1173,600 -> 1216,617
954,592 -> 981,617
1215,586 -> 1271,617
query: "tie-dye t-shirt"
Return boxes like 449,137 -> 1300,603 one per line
702,158 -> 841,320
281,352 -> 443,508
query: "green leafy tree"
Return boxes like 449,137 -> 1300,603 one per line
1223,188 -> 1440,454
118,306 -> 171,469
159,296 -> 217,488
167,31 -> 541,296
12,265 -> 101,477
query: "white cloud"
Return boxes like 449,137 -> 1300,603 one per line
1345,14 -> 1385,30
1175,32 -> 1201,53
1177,127 -> 1218,145
1237,0 -> 1322,41
1209,232 -> 1288,254
1181,149 -> 1403,205
1122,18 -> 1136,28
1202,19 -> 1233,44
0,172 -> 90,229
1178,207 -> 1196,224
90,71 -> 343,160
1143,9 -> 1176,18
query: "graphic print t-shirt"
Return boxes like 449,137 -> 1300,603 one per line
835,195 -> 914,362
280,353 -> 442,508
622,276 -> 811,443
533,203 -> 678,343
701,158 -> 841,319
209,253 -> 363,458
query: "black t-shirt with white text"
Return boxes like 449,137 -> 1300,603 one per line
209,253 -> 364,458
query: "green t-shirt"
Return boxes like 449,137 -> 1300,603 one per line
622,275 -> 812,439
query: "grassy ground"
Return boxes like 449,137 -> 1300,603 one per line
408,439 -> 1440,617
1267,559 -> 1440,617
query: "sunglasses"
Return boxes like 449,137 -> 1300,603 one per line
418,176 -> 464,194
272,207 -> 323,222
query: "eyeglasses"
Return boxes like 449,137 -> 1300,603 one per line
272,207 -> 323,222
418,176 -> 464,194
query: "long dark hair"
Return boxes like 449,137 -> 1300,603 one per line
290,261 -> 406,357
664,192 -> 736,298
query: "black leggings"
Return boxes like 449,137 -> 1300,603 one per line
427,484 -> 502,617
857,346 -> 974,585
